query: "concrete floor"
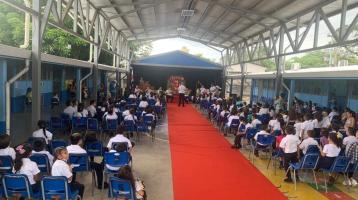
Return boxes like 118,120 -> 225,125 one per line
10,107 -> 174,200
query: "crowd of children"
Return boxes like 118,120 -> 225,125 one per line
200,94 -> 358,187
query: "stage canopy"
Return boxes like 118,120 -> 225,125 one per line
131,51 -> 223,91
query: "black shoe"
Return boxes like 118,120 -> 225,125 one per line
284,178 -> 293,183
98,182 -> 109,189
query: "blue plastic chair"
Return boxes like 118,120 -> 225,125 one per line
41,176 -> 80,200
0,155 -> 13,174
321,156 -> 350,192
85,141 -> 103,157
2,174 -> 40,199
50,139 -> 68,153
228,118 -> 240,134
72,117 -> 88,132
148,99 -> 156,107
111,142 -> 129,152
68,153 -> 95,196
245,128 -> 257,147
288,154 -> 320,190
250,134 -> 275,164
306,145 -> 320,155
105,119 -> 118,132
108,177 -> 135,199
50,117 -> 62,131
102,152 -> 131,191
30,154 -> 50,173
124,120 -> 137,133
87,118 -> 100,133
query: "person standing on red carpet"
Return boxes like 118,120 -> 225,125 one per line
178,82 -> 186,107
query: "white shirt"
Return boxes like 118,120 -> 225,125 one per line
124,115 -> 137,123
299,137 -> 318,154
279,135 -> 300,153
67,144 -> 87,154
294,122 -> 302,137
32,129 -> 53,144
178,85 -> 186,94
105,112 -> 118,120
269,119 -> 281,131
209,86 -> 216,93
14,158 -> 40,185
227,115 -> 240,126
138,101 -> 149,108
312,119 -> 321,129
323,144 -> 341,157
254,130 -> 270,145
258,108 -> 269,115
87,105 -> 97,117
52,160 -> 72,182
343,136 -> 358,153
301,120 -> 314,139
0,147 -> 16,160
122,110 -> 130,117
107,134 -> 132,149
128,94 -> 137,99
328,111 -> 339,122
321,117 -> 331,128
220,110 -> 229,117
251,119 -> 262,128
63,106 -> 76,117
73,109 -> 88,118
32,150 -> 54,165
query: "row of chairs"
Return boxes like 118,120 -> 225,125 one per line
2,174 -> 136,200
0,150 -> 133,199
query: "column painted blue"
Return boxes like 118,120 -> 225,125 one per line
76,69 -> 81,101
289,79 -> 295,108
60,69 -> 67,103
0,59 -> 7,134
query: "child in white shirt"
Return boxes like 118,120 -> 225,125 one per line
299,130 -> 318,155
254,125 -> 271,157
343,127 -> 358,154
52,147 -> 84,198
13,143 -> 41,192
32,120 -> 53,145
0,134 -> 16,160
279,126 -> 301,183
32,139 -> 54,166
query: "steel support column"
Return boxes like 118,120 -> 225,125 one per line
76,69 -> 81,101
274,28 -> 284,97
239,62 -> 245,100
93,17 -> 99,101
0,59 -> 7,134
229,78 -> 233,96
31,0 -> 41,130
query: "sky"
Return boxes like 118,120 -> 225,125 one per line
150,7 -> 358,63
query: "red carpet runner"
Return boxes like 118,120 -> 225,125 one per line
167,103 -> 287,200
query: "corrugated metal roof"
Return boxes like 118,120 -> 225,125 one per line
87,0 -> 358,48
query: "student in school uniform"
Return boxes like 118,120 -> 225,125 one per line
107,126 -> 133,151
294,115 -> 304,137
116,165 -> 146,200
13,143 -> 41,192
138,97 -> 149,109
345,140 -> 358,186
279,126 -> 301,182
232,118 -> 252,149
73,103 -> 89,118
343,127 -> 358,153
225,110 -> 240,135
104,105 -> 118,121
32,139 -> 54,166
124,109 -> 138,124
300,113 -> 314,139
316,132 -> 342,184
66,133 -> 107,189
32,120 -> 53,145
253,124 -> 271,157
52,147 -> 85,198
251,114 -> 262,129
87,100 -> 97,117
299,130 -> 319,156
269,115 -> 281,132
63,100 -> 76,117
320,128 -> 330,147
0,134 -> 16,160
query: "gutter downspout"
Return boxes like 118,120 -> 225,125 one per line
79,68 -> 92,103
6,59 -> 30,135
20,0 -> 30,49
282,81 -> 291,110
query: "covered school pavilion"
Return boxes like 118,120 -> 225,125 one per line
1,0 -> 358,199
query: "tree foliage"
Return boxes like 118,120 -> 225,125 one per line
129,41 -> 153,59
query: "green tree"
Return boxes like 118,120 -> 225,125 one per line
0,3 -> 24,47
129,41 -> 153,59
